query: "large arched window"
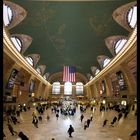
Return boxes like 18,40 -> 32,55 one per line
36,67 -> 41,75
25,56 -> 34,66
114,39 -> 127,54
95,69 -> 100,76
76,82 -> 83,95
64,82 -> 72,95
3,4 -> 13,27
52,82 -> 60,95
11,37 -> 22,52
103,58 -> 111,68
127,5 -> 137,29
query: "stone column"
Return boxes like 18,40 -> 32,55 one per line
90,84 -> 95,98
104,75 -> 113,97
44,84 -> 51,99
3,54 -> 15,94
120,63 -> 136,95
33,78 -> 40,98
85,85 -> 92,99
41,84 -> 46,99
95,81 -> 102,98
60,85 -> 64,98
17,71 -> 32,104
36,82 -> 43,98
72,85 -> 76,99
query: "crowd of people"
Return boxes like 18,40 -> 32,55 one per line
3,104 -> 30,140
3,101 -> 137,140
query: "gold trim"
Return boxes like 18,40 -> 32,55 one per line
3,25 -> 137,87
29,0 -> 116,1
85,26 -> 137,86
3,27 -> 51,86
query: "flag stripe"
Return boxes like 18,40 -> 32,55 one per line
63,66 -> 76,82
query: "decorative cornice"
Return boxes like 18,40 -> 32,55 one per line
85,26 -> 137,86
4,0 -> 27,30
112,1 -> 137,32
3,27 -> 51,86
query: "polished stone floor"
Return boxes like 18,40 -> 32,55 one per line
3,105 -> 137,140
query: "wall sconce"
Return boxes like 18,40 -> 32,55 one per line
121,100 -> 127,106
102,100 -> 106,104
19,91 -> 22,95
100,90 -> 103,94
32,93 -> 35,97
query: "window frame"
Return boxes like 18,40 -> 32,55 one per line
3,4 -> 13,27
36,67 -> 42,75
52,82 -> 60,95
25,56 -> 34,66
103,58 -> 111,68
11,36 -> 22,52
127,5 -> 137,29
43,75 -> 47,80
114,39 -> 127,54
76,82 -> 83,95
64,82 -> 72,95
95,69 -> 100,76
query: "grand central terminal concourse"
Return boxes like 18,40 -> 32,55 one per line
3,0 -> 137,140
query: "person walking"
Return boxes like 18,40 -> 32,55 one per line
18,131 -> 29,140
90,114 -> 93,121
103,119 -> 108,127
32,116 -> 38,128
129,129 -> 137,140
7,124 -> 18,136
3,131 -> 6,139
80,114 -> 84,122
67,125 -> 74,137
87,119 -> 91,128
56,113 -> 59,120
84,121 -> 87,130
124,111 -> 129,119
46,115 -> 50,121
16,110 -> 20,117
118,113 -> 123,121
111,116 -> 117,126
38,115 -> 42,122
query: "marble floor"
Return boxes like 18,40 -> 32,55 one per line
3,105 -> 137,140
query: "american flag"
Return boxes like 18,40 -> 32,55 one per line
63,66 -> 76,82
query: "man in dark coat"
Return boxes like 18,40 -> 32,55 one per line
56,113 -> 59,120
118,113 -> 123,121
67,125 -> 74,137
84,121 -> 87,130
129,129 -> 137,140
87,119 -> 91,128
111,116 -> 117,126
38,116 -> 42,121
7,124 -> 18,136
18,131 -> 29,140
80,114 -> 84,122
32,116 -> 38,128
103,119 -> 108,127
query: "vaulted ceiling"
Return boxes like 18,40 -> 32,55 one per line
9,0 -> 134,77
